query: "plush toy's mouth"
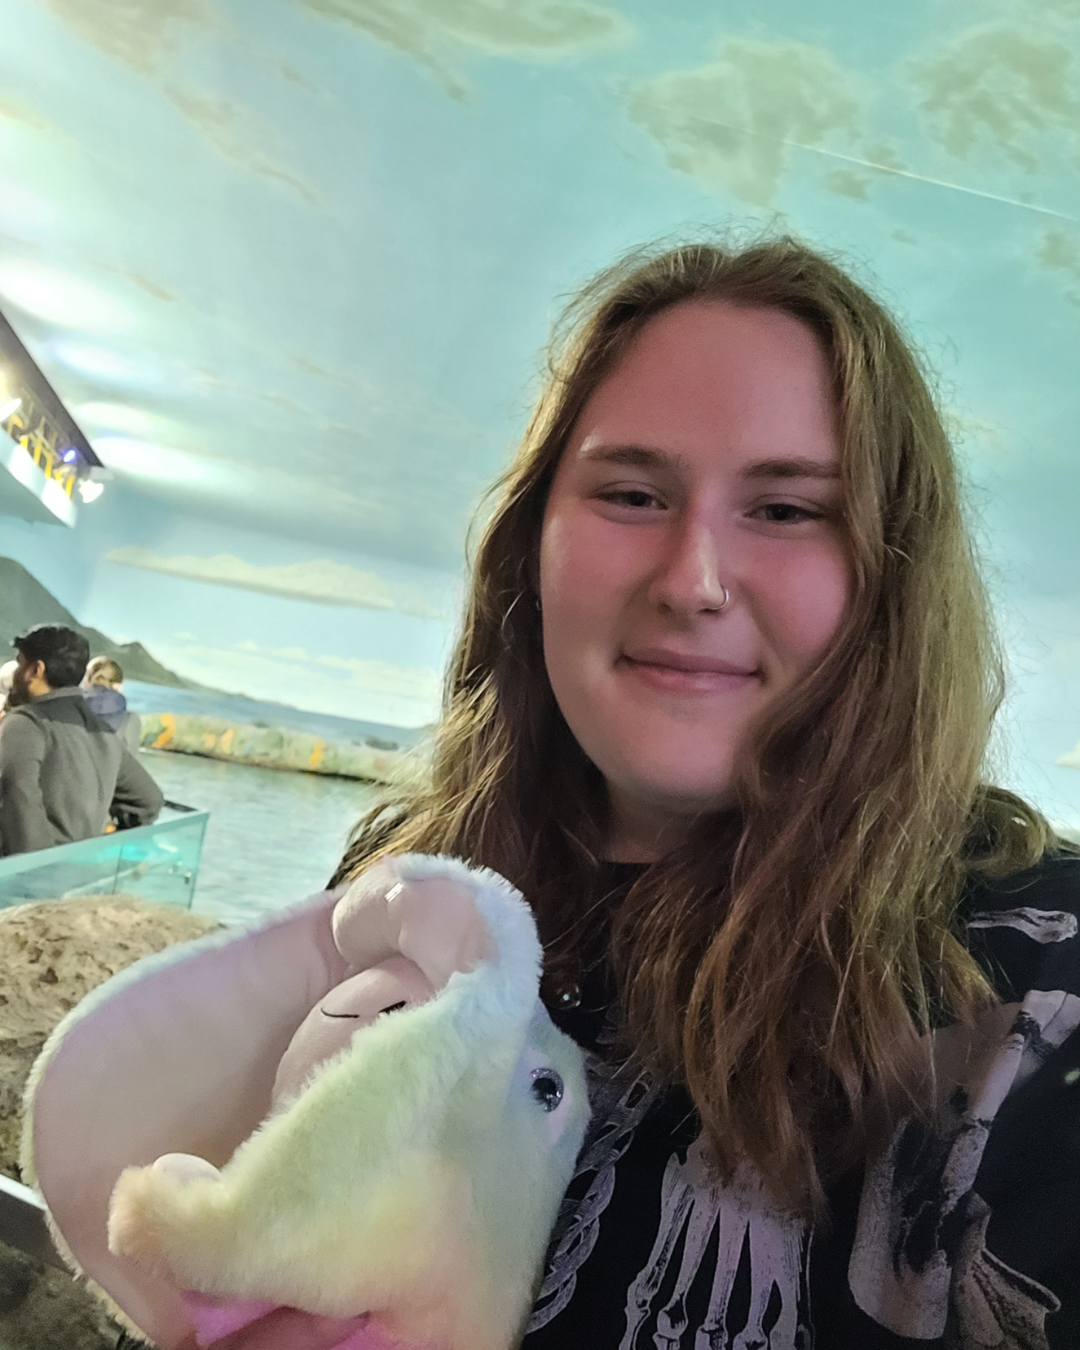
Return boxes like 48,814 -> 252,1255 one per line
178,1289 -> 405,1350
320,1000 -> 408,1020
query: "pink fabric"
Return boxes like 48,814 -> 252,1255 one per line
180,1291 -> 431,1349
179,1293 -> 280,1342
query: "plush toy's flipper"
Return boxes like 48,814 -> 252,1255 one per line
22,890 -> 348,1349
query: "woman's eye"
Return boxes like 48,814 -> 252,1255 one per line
754,502 -> 824,524
597,488 -> 664,510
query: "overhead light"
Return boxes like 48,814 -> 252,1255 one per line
0,396 -> 22,420
62,448 -> 78,463
6,441 -> 34,487
75,401 -> 159,436
94,435 -> 221,489
77,479 -> 105,504
51,343 -> 137,383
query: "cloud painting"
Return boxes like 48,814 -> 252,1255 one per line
292,0 -> 631,94
42,0 -> 630,105
163,87 -> 322,205
908,26 -> 1080,172
105,547 -> 447,618
627,38 -> 866,207
1038,228 -> 1080,304
38,0 -> 317,203
152,635 -> 442,726
40,0 -> 217,73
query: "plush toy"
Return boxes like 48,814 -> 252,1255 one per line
22,855 -> 590,1350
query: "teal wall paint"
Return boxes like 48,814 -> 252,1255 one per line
0,0 -> 1077,817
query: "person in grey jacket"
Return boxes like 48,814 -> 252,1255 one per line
0,625 -> 163,857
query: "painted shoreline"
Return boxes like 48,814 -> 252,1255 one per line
140,712 -> 428,787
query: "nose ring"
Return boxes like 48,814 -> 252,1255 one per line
715,584 -> 730,613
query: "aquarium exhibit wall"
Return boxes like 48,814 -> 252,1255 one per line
0,0 -> 1078,913
1,7 -> 1080,1347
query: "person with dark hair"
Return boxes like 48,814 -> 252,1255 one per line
10,622 -> 90,694
0,624 -> 163,856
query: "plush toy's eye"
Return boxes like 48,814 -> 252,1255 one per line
530,1068 -> 564,1112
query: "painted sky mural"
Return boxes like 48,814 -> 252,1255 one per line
0,0 -> 1078,819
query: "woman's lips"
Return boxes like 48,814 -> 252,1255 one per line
618,650 -> 759,695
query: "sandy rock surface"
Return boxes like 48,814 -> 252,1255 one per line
0,895 -> 220,1180
0,1238 -> 122,1350
0,895 -> 219,1349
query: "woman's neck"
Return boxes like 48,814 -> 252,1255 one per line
603,788 -> 693,863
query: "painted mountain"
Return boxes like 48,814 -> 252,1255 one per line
0,557 -> 197,689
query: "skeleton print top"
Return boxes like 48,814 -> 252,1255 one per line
523,850 -> 1080,1350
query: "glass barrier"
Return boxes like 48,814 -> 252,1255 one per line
0,805 -> 209,911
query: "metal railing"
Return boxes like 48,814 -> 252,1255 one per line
0,1172 -> 65,1270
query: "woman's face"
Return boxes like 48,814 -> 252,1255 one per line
538,301 -> 851,859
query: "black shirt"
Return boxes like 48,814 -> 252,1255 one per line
524,851 -> 1080,1349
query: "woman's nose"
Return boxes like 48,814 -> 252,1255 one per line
647,516 -> 730,617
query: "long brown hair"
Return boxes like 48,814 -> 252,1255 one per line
334,237 -> 1053,1214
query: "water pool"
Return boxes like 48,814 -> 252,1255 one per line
139,749 -> 384,925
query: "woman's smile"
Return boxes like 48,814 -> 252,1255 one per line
616,647 -> 760,696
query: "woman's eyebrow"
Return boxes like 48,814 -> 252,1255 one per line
578,445 -> 840,481
577,445 -> 837,483
577,444 -> 689,471
742,456 -> 841,481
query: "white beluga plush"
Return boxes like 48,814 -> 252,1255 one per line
22,855 -> 590,1350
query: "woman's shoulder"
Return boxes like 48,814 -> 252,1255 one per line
959,846 -> 1080,1002
962,845 -> 1080,919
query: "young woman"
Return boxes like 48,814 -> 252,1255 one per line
211,239 -> 1080,1349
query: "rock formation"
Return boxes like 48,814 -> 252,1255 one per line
141,710 -> 429,786
0,557 -> 197,690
